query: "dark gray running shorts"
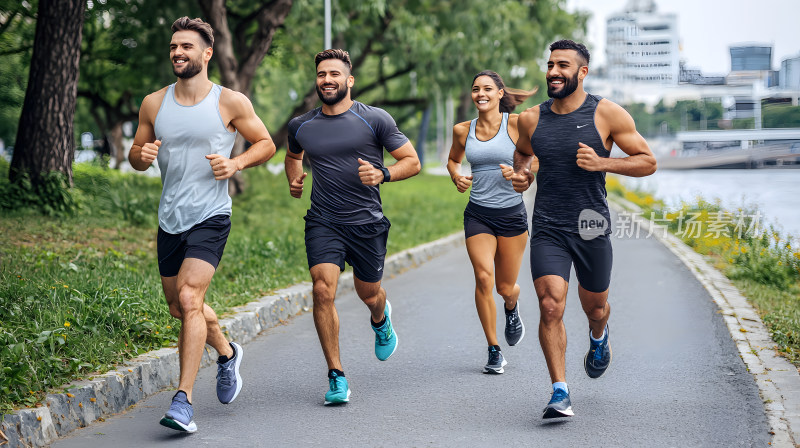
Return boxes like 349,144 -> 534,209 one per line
529,227 -> 613,293
463,201 -> 529,239
304,215 -> 391,283
157,214 -> 231,277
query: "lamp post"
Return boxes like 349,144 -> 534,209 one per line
324,0 -> 331,50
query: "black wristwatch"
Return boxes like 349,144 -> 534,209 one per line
379,166 -> 391,183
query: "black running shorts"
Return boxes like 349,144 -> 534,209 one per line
157,214 -> 231,277
304,215 -> 391,283
529,227 -> 613,293
463,201 -> 529,239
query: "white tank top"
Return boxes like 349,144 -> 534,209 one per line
153,83 -> 237,234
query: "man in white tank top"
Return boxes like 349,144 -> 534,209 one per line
128,17 -> 276,433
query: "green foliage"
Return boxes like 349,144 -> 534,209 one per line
763,104 -> 800,128
624,99 -> 725,137
0,160 -> 78,216
0,164 -> 466,412
0,1 -> 37,146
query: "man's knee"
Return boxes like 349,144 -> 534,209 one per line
539,295 -> 565,324
177,286 -> 204,316
312,280 -> 336,306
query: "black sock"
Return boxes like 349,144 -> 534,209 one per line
371,316 -> 386,328
328,369 -> 345,379
490,345 -> 501,352
218,343 -> 236,364
504,302 -> 517,314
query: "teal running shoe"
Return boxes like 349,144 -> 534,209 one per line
324,371 -> 351,405
159,391 -> 197,432
373,300 -> 398,361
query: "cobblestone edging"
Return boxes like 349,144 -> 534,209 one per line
609,198 -> 800,447
0,232 -> 465,448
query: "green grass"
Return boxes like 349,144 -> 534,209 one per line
607,175 -> 800,368
0,159 -> 467,414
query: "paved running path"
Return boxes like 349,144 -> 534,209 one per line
54,212 -> 770,447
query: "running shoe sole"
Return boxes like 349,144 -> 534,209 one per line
219,342 -> 244,404
159,416 -> 198,433
542,405 -> 574,419
323,388 -> 352,406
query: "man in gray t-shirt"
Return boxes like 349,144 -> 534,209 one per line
284,49 -> 420,406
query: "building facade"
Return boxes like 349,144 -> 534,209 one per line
606,0 -> 680,85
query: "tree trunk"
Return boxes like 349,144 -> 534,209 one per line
10,0 -> 85,186
198,0 -> 294,196
111,122 -> 125,168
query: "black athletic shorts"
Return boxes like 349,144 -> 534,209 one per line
463,201 -> 529,239
529,227 -> 613,293
157,214 -> 231,277
304,214 -> 391,283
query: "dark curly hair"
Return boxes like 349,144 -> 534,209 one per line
549,39 -> 590,66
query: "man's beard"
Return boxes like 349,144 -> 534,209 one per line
174,58 -> 203,79
547,72 -> 579,99
316,82 -> 349,106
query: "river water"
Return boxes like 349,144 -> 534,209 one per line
620,169 -> 800,237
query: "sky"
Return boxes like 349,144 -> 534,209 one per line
565,0 -> 800,75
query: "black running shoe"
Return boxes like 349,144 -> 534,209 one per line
483,346 -> 507,374
584,325 -> 612,379
542,388 -> 574,419
504,302 -> 525,346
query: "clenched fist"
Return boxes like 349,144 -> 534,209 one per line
357,158 -> 384,186
290,172 -> 307,198
139,139 -> 161,164
206,153 -> 240,180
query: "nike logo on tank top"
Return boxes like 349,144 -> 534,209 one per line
531,94 -> 612,235
153,83 -> 237,234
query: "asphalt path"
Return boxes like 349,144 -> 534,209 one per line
54,212 -> 770,447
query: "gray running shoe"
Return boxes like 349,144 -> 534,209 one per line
217,342 -> 243,404
504,302 -> 525,346
483,346 -> 507,374
159,391 -> 197,432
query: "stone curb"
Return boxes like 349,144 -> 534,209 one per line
0,232 -> 465,448
609,197 -> 800,448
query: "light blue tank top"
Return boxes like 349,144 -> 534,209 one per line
154,83 -> 237,234
464,112 -> 522,208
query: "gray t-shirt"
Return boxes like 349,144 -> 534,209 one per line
288,101 -> 409,225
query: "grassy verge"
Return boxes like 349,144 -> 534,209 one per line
606,175 -> 800,368
0,159 -> 467,414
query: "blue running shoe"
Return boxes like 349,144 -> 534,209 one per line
483,346 -> 507,374
324,371 -> 351,405
584,325 -> 612,378
542,388 -> 574,419
216,342 -> 243,404
159,391 -> 197,432
373,300 -> 398,361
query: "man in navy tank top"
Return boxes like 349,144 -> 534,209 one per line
285,49 -> 421,406
128,17 -> 276,433
508,40 -> 657,419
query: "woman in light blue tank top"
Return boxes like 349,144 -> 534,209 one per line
447,70 -> 537,373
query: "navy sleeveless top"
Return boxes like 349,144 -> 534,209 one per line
531,94 -> 611,235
